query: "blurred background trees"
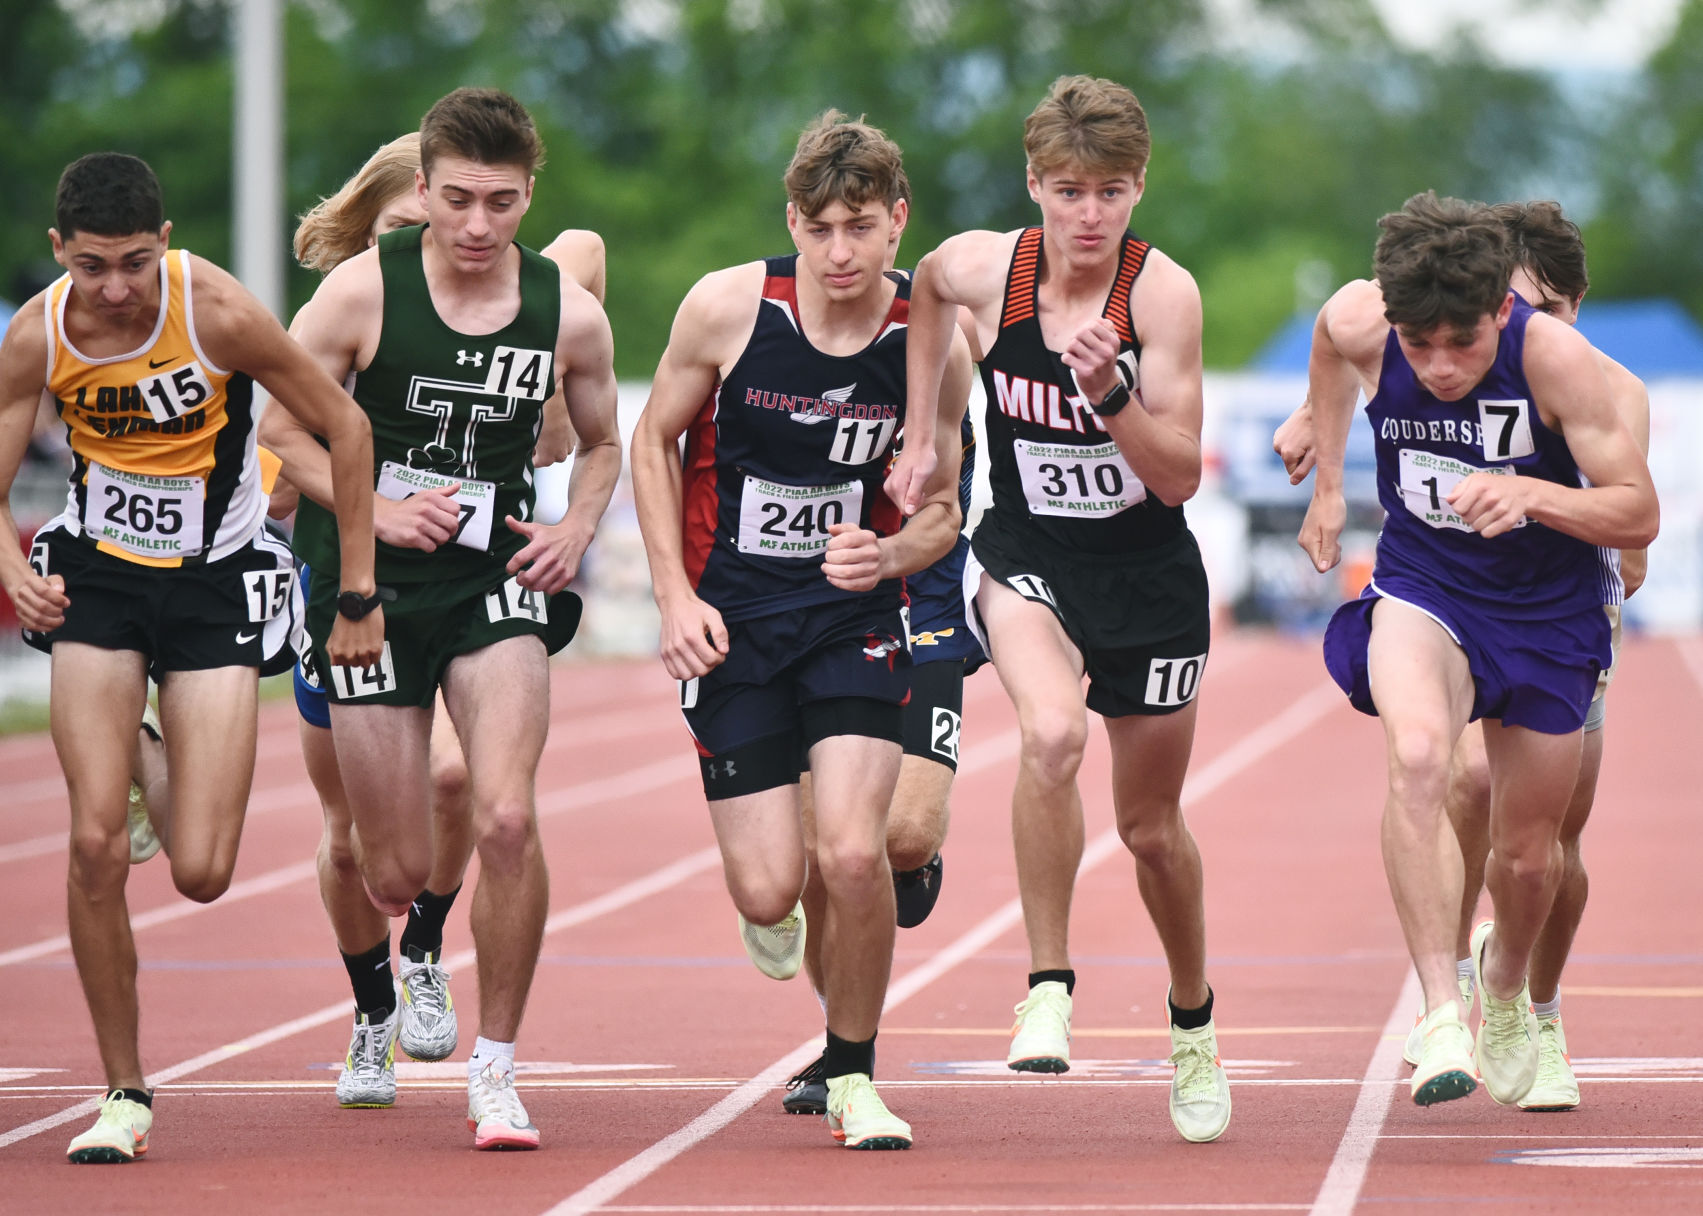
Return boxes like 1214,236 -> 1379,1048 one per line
2,0 -> 1697,375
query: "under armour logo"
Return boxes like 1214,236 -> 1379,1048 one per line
711,760 -> 737,779
456,350 -> 484,367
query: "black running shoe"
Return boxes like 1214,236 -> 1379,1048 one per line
893,852 -> 944,929
782,1052 -> 828,1115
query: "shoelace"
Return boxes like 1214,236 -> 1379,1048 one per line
1012,989 -> 1070,1033
786,1056 -> 827,1094
830,1075 -> 886,1120
1481,995 -> 1533,1056
1532,1023 -> 1568,1082
1169,1035 -> 1221,1101
402,959 -> 450,1020
349,1017 -> 391,1073
471,1064 -> 530,1126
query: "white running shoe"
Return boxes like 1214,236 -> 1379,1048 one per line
128,703 -> 163,865
1402,973 -> 1476,1067
825,1072 -> 912,1150
67,1090 -> 152,1163
398,946 -> 458,1062
738,901 -> 805,981
1007,980 -> 1072,1073
1409,1003 -> 1478,1106
1168,1019 -> 1232,1142
467,1057 -> 540,1150
1471,921 -> 1541,1105
336,1005 -> 399,1108
1518,1015 -> 1580,1111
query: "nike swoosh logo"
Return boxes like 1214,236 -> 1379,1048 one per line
235,631 -> 257,644
147,356 -> 177,369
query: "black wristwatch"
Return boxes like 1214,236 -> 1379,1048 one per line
1092,382 -> 1133,417
337,589 -> 386,621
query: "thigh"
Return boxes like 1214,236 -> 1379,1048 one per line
50,643 -> 151,834
1103,698 -> 1200,829
979,573 -> 1088,725
328,700 -> 435,836
1366,597 -> 1476,748
707,783 -> 806,889
156,663 -> 260,824
441,633 -> 551,803
807,733 -> 902,854
901,659 -> 964,771
1482,721 -> 1581,847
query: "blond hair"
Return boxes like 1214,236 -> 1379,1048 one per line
784,110 -> 907,218
293,134 -> 421,272
1023,75 -> 1151,180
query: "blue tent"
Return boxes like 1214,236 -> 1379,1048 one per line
0,298 -> 12,331
1249,298 -> 1703,379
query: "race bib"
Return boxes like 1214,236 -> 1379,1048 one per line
483,346 -> 554,401
737,476 -> 863,559
84,462 -> 205,560
1014,438 -> 1146,518
485,575 -> 548,625
376,461 -> 497,552
1478,399 -> 1535,461
242,568 -> 294,623
327,642 -> 397,700
1397,448 -> 1522,533
1145,652 -> 1207,708
135,361 -> 213,423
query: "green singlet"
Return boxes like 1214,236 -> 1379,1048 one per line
294,224 -> 562,587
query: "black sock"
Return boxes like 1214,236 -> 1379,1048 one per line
1029,968 -> 1076,996
400,885 -> 461,958
1169,986 -> 1214,1030
822,1030 -> 876,1080
117,1087 -> 152,1108
340,936 -> 394,1017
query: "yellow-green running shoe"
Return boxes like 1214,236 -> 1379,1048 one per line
738,900 -> 805,981
825,1073 -> 912,1150
1518,1014 -> 1579,1111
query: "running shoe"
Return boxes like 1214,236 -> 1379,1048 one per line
127,703 -> 163,864
1007,980 -> 1072,1073
467,1056 -> 540,1150
1402,973 -> 1476,1067
1168,1016 -> 1232,1142
1518,1014 -> 1580,1111
398,945 -> 458,1062
66,1090 -> 152,1163
825,1073 -> 911,1150
893,853 -> 944,929
782,1052 -> 828,1115
738,900 -> 805,981
1408,1003 -> 1478,1106
336,1005 -> 399,1109
1471,920 -> 1540,1105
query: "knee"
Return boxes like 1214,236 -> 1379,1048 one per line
727,872 -> 801,927
1118,802 -> 1185,866
885,800 -> 946,873
1386,726 -> 1452,809
171,857 -> 234,904
1019,709 -> 1087,786
816,836 -> 886,895
430,751 -> 471,814
1489,835 -> 1559,890
318,823 -> 361,885
475,797 -> 537,870
67,828 -> 128,895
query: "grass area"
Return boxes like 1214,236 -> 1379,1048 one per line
0,672 -> 298,738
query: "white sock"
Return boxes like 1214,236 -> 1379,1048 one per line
1532,995 -> 1562,1022
1456,958 -> 1475,992
469,1036 -> 516,1081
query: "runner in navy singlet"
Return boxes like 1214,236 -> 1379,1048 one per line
1299,192 -> 1657,1110
896,76 -> 1232,1145
632,112 -> 970,1150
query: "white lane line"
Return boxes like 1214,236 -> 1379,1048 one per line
592,1206 -> 1313,1213
0,845 -> 723,1151
543,680 -> 1343,1216
1307,971 -> 1421,1216
0,751 -> 698,969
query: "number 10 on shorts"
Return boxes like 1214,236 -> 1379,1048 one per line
1145,652 -> 1206,708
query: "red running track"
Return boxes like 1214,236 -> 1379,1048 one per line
1,630 -> 1701,1215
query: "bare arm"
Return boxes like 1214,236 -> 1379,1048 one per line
1449,315 -> 1657,549
1603,355 -> 1651,596
533,230 -> 607,465
502,281 -> 621,593
0,301 -> 70,631
1299,279 -> 1386,573
1072,249 -> 1202,505
191,257 -> 381,666
889,230 -> 1012,516
1273,397 -> 1317,484
631,265 -> 761,679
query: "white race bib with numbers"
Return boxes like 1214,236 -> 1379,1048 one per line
484,575 -> 548,625
1145,652 -> 1207,708
483,346 -> 554,401
1397,448 -> 1522,533
136,361 -> 214,423
1478,399 -> 1535,461
1014,438 -> 1146,518
376,462 -> 497,552
328,642 -> 397,700
242,568 -> 294,623
737,477 -> 863,559
84,462 -> 205,559
828,415 -> 898,466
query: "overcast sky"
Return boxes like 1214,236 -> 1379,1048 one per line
1369,0 -> 1684,70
